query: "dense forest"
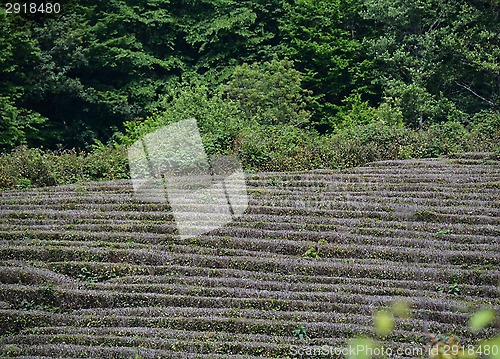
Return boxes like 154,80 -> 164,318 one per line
0,0 -> 499,186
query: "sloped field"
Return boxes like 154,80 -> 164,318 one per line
0,154 -> 499,358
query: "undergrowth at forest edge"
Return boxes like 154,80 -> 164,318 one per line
1,117 -> 499,190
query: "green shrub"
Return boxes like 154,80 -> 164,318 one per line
335,94 -> 404,130
84,143 -> 129,181
330,122 -> 423,167
303,245 -> 321,259
0,145 -> 128,190
117,84 -> 243,156
436,282 -> 461,296
468,111 -> 500,152
234,125 -> 336,172
0,146 -> 57,187
0,105 -> 498,192
422,121 -> 470,157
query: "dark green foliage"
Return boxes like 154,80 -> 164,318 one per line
0,10 -> 46,149
178,0 -> 282,69
361,0 -> 499,127
23,1 -> 182,148
436,283 -> 461,297
292,324 -> 309,340
279,0 -> 373,128
0,0 -> 283,149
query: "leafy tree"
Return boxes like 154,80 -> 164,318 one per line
24,1 -> 182,148
223,58 -> 312,127
279,0 -> 374,130
118,83 -> 242,156
361,0 -> 499,127
177,0 -> 283,70
1,0 -> 286,150
1,0 -> 498,152
0,9 -> 46,150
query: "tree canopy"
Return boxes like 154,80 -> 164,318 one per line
0,0 -> 498,150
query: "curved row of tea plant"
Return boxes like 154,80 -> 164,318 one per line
0,154 -> 499,358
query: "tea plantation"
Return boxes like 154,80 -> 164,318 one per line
0,154 -> 499,358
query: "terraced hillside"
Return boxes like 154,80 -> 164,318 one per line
0,154 -> 499,358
